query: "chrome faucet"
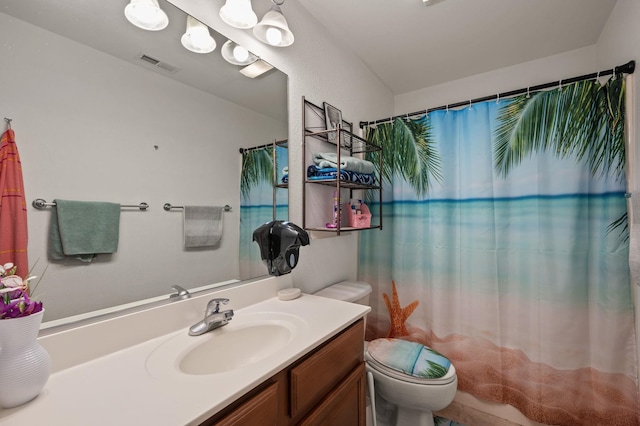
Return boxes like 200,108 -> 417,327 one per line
169,285 -> 191,301
188,298 -> 234,336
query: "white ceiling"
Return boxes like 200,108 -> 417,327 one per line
299,0 -> 619,95
1,0 -> 619,116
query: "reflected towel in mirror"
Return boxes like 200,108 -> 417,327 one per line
48,199 -> 121,262
183,206 -> 224,248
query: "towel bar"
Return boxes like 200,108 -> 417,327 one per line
32,199 -> 149,211
163,203 -> 232,212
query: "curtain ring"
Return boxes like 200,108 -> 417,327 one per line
526,87 -> 531,98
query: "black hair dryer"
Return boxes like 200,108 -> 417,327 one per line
252,220 -> 310,276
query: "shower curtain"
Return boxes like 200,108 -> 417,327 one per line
239,145 -> 288,279
359,76 -> 640,425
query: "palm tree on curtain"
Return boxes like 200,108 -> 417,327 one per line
366,116 -> 443,197
240,147 -> 274,198
494,76 -> 627,237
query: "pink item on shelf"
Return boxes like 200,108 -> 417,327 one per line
346,201 -> 371,228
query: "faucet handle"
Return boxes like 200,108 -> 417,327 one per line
170,285 -> 190,300
206,298 -> 229,315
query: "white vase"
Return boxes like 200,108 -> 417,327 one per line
0,309 -> 51,408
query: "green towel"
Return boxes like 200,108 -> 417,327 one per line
48,199 -> 121,262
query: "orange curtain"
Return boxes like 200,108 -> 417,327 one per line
0,128 -> 28,277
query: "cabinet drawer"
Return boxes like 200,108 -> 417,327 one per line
290,319 -> 364,418
208,381 -> 278,426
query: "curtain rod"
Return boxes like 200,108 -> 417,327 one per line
359,60 -> 636,129
239,139 -> 287,154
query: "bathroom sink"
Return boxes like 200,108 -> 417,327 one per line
146,311 -> 308,378
180,322 -> 291,375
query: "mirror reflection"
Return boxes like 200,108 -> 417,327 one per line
0,0 -> 288,324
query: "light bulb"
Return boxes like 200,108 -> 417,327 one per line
132,4 -> 158,26
219,0 -> 258,29
265,27 -> 283,46
124,0 -> 168,31
233,45 -> 249,62
181,16 -> 216,53
189,28 -> 210,46
252,3 -> 294,47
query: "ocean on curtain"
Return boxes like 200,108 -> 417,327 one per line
239,145 -> 288,279
359,76 -> 640,425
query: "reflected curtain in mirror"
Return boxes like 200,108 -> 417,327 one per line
239,144 -> 288,279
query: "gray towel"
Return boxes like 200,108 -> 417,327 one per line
183,206 -> 224,248
48,199 -> 121,262
313,152 -> 375,174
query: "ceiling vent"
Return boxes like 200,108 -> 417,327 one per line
138,54 -> 178,73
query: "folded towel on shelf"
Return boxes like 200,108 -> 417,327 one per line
183,206 -> 224,248
313,152 -> 375,174
307,165 -> 376,185
48,199 -> 121,262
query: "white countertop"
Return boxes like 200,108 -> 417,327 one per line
0,293 -> 369,425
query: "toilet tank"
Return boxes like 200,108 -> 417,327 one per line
313,281 -> 372,305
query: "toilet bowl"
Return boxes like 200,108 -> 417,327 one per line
313,281 -> 458,426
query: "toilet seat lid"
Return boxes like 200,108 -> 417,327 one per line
366,338 -> 455,385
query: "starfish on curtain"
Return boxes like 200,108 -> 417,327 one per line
382,280 -> 419,337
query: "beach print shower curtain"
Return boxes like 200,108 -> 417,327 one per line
239,145 -> 288,279
359,76 -> 640,425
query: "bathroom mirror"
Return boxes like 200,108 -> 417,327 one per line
0,0 -> 288,325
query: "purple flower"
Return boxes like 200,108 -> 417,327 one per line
0,295 -> 43,319
0,267 -> 43,319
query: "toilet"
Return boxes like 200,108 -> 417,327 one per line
314,281 -> 458,426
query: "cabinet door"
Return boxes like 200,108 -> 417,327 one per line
210,381 -> 279,426
290,320 -> 364,418
298,362 -> 366,426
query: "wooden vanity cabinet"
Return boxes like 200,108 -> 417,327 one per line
203,319 -> 366,426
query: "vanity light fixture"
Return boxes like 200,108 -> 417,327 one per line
221,40 -> 258,66
219,0 -> 258,29
253,0 -> 294,47
181,16 -> 216,54
124,0 -> 169,31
